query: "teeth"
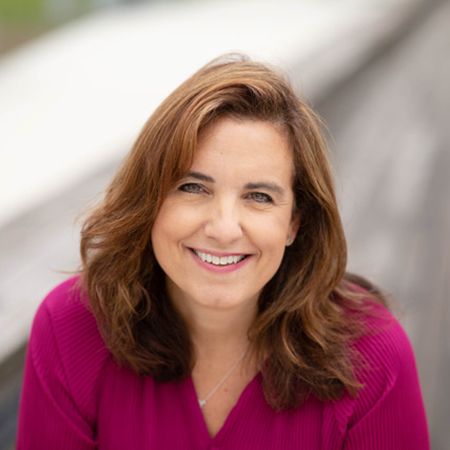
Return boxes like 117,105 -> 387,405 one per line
195,250 -> 246,266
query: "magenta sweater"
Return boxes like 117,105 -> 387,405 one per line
17,277 -> 429,449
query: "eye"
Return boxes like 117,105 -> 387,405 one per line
247,192 -> 273,203
178,183 -> 204,194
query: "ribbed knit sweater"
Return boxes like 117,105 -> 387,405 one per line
17,277 -> 429,449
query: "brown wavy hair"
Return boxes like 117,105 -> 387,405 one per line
80,54 -> 386,410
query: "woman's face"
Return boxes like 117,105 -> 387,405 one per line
151,117 -> 300,315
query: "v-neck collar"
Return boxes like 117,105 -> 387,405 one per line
187,372 -> 262,443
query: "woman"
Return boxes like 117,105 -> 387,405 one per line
17,55 -> 429,449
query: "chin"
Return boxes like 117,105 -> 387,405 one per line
197,291 -> 259,311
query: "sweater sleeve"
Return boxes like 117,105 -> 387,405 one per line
17,278 -> 109,449
342,310 -> 430,449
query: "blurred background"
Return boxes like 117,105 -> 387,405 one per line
0,0 -> 448,448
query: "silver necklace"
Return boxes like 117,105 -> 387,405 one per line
198,346 -> 249,409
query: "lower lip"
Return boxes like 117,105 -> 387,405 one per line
190,250 -> 251,274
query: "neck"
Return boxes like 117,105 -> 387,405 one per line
171,298 -> 256,359
193,305 -> 255,356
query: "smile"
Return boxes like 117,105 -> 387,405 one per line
192,249 -> 247,266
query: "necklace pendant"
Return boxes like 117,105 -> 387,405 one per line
196,345 -> 249,411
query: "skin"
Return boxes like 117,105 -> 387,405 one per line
151,117 -> 300,436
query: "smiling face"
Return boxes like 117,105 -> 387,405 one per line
151,117 -> 300,317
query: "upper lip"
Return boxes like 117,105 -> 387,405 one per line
189,247 -> 249,257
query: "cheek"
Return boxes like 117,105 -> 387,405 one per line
152,202 -> 200,248
260,209 -> 295,238
151,206 -> 177,259
251,215 -> 290,254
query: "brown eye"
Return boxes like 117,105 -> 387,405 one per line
178,183 -> 204,193
248,192 -> 273,203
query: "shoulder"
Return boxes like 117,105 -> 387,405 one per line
33,276 -> 107,360
29,276 -> 111,423
353,302 -> 415,379
354,302 -> 417,390
333,301 -> 424,429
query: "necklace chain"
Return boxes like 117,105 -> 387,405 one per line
198,346 -> 249,409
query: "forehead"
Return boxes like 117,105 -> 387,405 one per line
193,118 -> 294,180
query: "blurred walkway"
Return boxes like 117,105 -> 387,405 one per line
318,1 -> 450,447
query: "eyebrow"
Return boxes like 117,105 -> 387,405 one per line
244,182 -> 286,196
185,172 -> 215,183
185,172 -> 286,196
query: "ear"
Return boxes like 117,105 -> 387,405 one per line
286,213 -> 300,246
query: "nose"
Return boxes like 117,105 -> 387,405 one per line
203,196 -> 244,244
